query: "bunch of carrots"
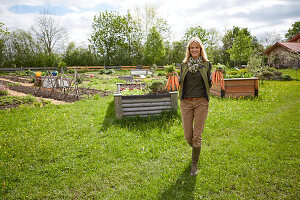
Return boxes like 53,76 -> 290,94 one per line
165,72 -> 180,91
211,67 -> 225,90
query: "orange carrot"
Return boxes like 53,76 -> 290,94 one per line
165,77 -> 170,90
168,76 -> 172,91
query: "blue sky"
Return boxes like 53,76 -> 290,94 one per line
8,3 -> 115,16
1,0 -> 299,45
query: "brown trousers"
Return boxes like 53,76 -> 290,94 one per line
180,98 -> 209,148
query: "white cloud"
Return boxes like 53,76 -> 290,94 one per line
0,0 -> 299,45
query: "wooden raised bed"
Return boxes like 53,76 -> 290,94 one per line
114,92 -> 178,119
210,77 -> 259,98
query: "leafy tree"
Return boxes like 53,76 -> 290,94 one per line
285,21 -> 300,40
227,29 -> 253,67
247,50 -> 264,72
170,41 -> 186,64
222,26 -> 254,67
182,26 -> 209,47
63,42 -> 100,66
133,4 -> 171,43
144,27 -> 165,65
90,10 -> 142,66
4,29 -> 43,67
0,22 -> 9,67
205,28 -> 222,64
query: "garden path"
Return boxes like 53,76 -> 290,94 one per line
0,77 -> 68,105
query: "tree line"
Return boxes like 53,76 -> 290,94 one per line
0,7 -> 299,69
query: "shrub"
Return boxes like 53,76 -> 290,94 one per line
68,69 -> 75,74
24,69 -> 35,76
227,71 -> 238,76
238,69 -> 248,75
148,80 -> 166,94
58,60 -> 67,71
157,72 -> 166,76
99,69 -> 115,75
282,74 -> 292,81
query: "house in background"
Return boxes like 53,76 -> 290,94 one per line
263,32 -> 300,68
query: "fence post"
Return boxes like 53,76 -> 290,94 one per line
170,92 -> 178,110
114,94 -> 123,119
117,83 -> 122,94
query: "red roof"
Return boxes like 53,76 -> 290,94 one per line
288,32 -> 300,42
263,42 -> 300,55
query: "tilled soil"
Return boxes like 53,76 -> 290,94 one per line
0,75 -> 112,103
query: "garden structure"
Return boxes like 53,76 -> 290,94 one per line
130,69 -> 153,76
210,77 -> 259,98
114,91 -> 178,119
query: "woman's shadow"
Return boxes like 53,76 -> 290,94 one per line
158,164 -> 197,200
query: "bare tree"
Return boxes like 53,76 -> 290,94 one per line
260,32 -> 283,48
31,11 -> 68,55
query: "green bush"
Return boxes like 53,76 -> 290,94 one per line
238,69 -> 248,75
148,80 -> 165,93
157,71 -> 166,76
227,71 -> 238,76
99,69 -> 115,75
68,69 -> 75,74
282,74 -> 292,81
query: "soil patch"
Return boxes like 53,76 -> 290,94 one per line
0,76 -> 111,103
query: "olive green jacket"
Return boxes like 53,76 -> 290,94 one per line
179,61 -> 212,101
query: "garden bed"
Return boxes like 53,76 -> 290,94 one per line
210,77 -> 259,98
0,75 -> 111,103
114,92 -> 178,119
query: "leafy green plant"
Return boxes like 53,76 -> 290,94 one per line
148,80 -> 166,94
99,69 -> 115,75
282,74 -> 292,81
68,69 -> 75,74
58,60 -> 67,71
164,64 -> 176,73
157,71 -> 166,76
121,88 -> 145,96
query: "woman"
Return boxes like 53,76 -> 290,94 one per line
179,37 -> 212,176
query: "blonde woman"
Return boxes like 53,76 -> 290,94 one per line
179,37 -> 212,176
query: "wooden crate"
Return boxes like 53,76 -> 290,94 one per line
114,92 -> 178,119
210,78 -> 259,98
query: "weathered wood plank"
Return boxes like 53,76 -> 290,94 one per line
123,105 -> 172,112
122,102 -> 171,108
225,80 -> 256,87
122,97 -> 171,104
123,110 -> 166,116
225,86 -> 255,93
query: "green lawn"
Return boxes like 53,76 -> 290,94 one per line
0,79 -> 299,199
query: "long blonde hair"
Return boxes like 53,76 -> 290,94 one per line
183,37 -> 208,63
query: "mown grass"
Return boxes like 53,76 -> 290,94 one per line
0,78 -> 299,199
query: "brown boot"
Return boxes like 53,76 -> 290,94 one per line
191,147 -> 201,176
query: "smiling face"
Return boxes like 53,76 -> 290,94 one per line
189,41 -> 201,59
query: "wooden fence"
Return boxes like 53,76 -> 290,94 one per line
0,67 -> 57,72
66,66 -> 155,71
